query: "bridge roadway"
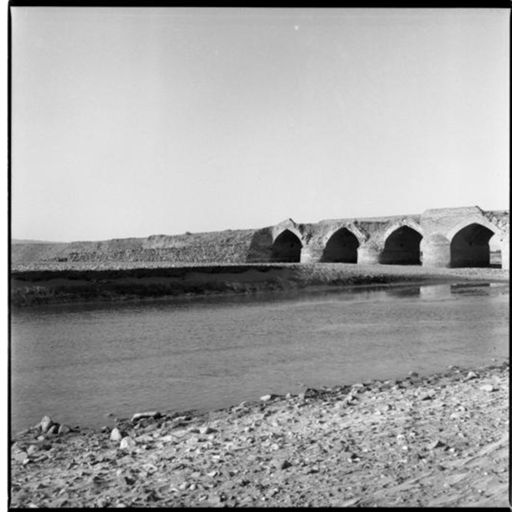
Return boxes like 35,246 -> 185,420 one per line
246,206 -> 509,270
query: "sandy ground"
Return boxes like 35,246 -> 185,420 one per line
10,360 -> 509,508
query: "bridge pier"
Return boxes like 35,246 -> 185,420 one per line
357,243 -> 380,265
501,234 -> 509,270
300,244 -> 323,263
420,235 -> 450,268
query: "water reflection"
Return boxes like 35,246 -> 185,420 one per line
450,283 -> 492,296
419,282 -> 500,300
385,287 -> 421,298
420,284 -> 452,299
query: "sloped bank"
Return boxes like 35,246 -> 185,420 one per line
9,263 -> 509,307
10,360 -> 509,507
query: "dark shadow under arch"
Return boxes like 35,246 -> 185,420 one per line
380,226 -> 422,265
321,228 -> 359,263
450,223 -> 495,268
271,230 -> 302,262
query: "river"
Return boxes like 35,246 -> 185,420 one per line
10,281 -> 509,432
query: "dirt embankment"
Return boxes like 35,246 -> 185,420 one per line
11,229 -> 258,268
10,360 -> 509,508
10,263 -> 509,307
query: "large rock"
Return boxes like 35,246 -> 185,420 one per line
13,451 -> 28,464
110,427 -> 123,442
26,445 -> 37,456
130,411 -> 162,423
119,436 -> 136,451
47,424 -> 60,435
58,424 -> 71,435
39,416 -> 53,433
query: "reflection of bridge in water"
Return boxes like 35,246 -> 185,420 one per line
247,206 -> 509,270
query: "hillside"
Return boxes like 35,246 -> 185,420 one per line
11,229 -> 258,269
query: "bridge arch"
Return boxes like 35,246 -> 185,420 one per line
271,229 -> 303,262
379,225 -> 423,265
321,227 -> 360,263
446,215 -> 501,242
449,222 -> 497,268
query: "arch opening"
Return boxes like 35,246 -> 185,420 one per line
450,223 -> 495,268
321,228 -> 359,263
271,230 -> 302,262
380,226 -> 422,265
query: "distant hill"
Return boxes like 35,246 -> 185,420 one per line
11,239 -> 63,245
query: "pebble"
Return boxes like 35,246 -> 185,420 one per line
479,384 -> 496,392
119,437 -> 136,451
260,394 -> 276,402
110,428 -> 123,442
428,439 -> 445,450
199,426 -> 217,435
280,460 -> 292,470
9,362 -> 509,508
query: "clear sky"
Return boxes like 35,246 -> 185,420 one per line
11,7 -> 509,242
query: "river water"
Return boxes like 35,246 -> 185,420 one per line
11,281 -> 509,432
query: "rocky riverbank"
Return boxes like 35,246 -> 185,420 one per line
10,360 -> 509,508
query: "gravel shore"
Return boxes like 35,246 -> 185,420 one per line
10,360 -> 509,508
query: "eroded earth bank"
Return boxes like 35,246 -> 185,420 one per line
10,360 -> 509,508
10,263 -> 509,307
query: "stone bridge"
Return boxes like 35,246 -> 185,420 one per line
246,206 -> 509,270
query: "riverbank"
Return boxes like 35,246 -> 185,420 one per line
10,262 -> 509,307
10,360 -> 509,507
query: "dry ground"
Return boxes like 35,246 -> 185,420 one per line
10,360 -> 509,508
